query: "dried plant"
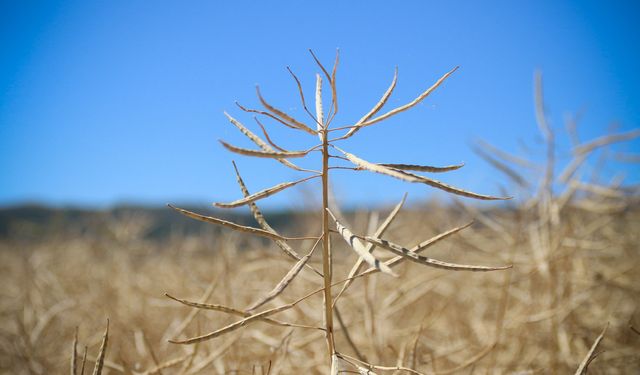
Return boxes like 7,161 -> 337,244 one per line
167,50 -> 511,372
69,320 -> 109,375
464,71 -> 640,373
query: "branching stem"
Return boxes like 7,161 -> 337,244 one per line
321,127 -> 335,357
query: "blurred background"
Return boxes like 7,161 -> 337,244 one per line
1,1 -> 639,374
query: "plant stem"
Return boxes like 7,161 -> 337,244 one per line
321,128 -> 335,358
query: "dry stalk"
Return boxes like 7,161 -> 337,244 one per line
70,321 -> 109,375
574,323 -> 608,374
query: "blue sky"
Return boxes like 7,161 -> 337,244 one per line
1,1 -> 639,209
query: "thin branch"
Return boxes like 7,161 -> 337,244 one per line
574,129 -> 640,156
378,162 -> 465,173
327,48 -> 340,125
316,73 -> 325,133
213,175 -> 319,208
256,86 -> 316,135
235,101 -> 300,131
165,293 -> 322,331
337,352 -> 424,375
232,162 -> 324,276
334,307 -> 367,362
340,66 -> 398,140
224,111 -> 313,172
168,282 -> 330,344
574,323 -> 608,375
327,209 -> 397,276
286,66 -> 319,124
254,117 -> 288,152
167,205 -> 318,241
92,319 -> 109,375
245,236 -> 323,312
219,140 -> 312,159
335,146 -> 511,200
309,49 -> 331,86
360,235 -> 512,272
71,327 -> 78,375
347,66 -> 458,132
333,194 -> 407,307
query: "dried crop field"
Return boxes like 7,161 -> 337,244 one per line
1,197 -> 638,374
1,54 -> 639,374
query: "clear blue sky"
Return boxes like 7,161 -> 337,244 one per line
1,1 -> 639,209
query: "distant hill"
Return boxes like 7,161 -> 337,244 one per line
0,204 -> 300,243
0,201 -> 558,244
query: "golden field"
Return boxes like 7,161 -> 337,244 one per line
1,194 -> 638,374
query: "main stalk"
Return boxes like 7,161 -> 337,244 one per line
320,129 -> 335,357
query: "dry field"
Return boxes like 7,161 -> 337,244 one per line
2,55 -> 639,374
1,195 -> 638,374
